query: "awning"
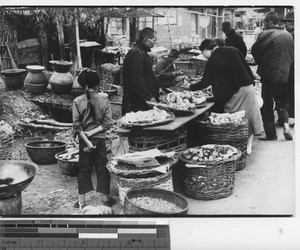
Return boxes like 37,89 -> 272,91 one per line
125,8 -> 165,18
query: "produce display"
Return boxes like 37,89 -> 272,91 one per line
180,144 -> 238,163
56,147 -> 79,162
129,196 -> 182,213
166,91 -> 207,109
121,107 -> 174,127
208,111 -> 245,125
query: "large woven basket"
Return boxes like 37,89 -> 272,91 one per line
196,118 -> 248,171
0,133 -> 13,161
117,170 -> 173,205
128,126 -> 187,153
182,147 -> 241,200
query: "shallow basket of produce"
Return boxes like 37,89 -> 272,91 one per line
123,188 -> 188,215
116,171 -> 173,205
107,156 -> 178,178
179,144 -> 241,200
196,114 -> 248,171
55,149 -> 79,176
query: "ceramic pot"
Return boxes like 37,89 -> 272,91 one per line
24,65 -> 48,85
1,69 -> 26,90
49,60 -> 74,94
49,71 -> 74,94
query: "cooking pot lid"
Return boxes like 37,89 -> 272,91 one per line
26,65 -> 45,71
49,60 -> 73,66
1,69 -> 26,74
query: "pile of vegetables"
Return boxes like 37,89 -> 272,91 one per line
166,91 -> 206,110
208,111 -> 245,125
181,144 -> 238,162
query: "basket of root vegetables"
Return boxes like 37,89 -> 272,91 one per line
55,147 -> 79,176
123,188 -> 188,215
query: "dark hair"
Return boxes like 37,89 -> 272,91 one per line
139,27 -> 156,41
199,39 -> 218,51
213,38 -> 225,47
222,21 -> 232,32
265,11 -> 279,25
78,68 -> 100,120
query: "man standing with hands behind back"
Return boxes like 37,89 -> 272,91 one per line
122,27 -> 159,115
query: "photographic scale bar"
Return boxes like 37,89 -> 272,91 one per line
0,219 -> 170,250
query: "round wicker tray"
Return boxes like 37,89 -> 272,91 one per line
146,101 -> 194,115
123,188 -> 188,215
107,156 -> 178,178
196,118 -> 248,171
178,145 -> 240,166
121,112 -> 175,127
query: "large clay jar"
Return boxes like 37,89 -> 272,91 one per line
49,60 -> 74,94
1,69 -> 26,90
24,65 -> 48,95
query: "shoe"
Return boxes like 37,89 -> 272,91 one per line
74,200 -> 85,209
283,129 -> 293,140
259,136 -> 278,141
102,197 -> 116,207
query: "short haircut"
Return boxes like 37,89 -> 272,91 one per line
222,21 -> 232,32
213,38 -> 225,47
264,11 -> 279,25
139,27 -> 156,41
199,39 -> 218,51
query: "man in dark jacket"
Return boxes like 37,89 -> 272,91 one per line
122,27 -> 159,115
154,49 -> 182,88
222,21 -> 247,57
252,11 -> 294,141
282,11 -> 294,120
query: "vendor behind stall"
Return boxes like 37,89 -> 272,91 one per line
183,39 -> 263,155
154,49 -> 182,88
122,27 -> 159,115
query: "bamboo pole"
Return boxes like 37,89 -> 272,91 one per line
56,18 -> 65,60
75,17 -> 82,70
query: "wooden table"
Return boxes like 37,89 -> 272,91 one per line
116,102 -> 214,134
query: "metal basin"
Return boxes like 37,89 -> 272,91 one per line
0,161 -> 39,199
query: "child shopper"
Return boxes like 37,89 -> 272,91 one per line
72,68 -> 114,208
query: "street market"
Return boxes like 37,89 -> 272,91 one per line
0,6 -> 295,217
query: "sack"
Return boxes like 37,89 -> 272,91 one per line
254,90 -> 263,108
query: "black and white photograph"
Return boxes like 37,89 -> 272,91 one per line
0,3 -> 298,249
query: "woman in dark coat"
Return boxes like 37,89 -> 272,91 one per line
184,39 -> 263,154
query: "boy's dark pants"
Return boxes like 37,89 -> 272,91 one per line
78,138 -> 110,195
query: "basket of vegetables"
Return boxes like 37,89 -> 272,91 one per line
123,188 -> 188,215
196,111 -> 248,171
116,170 -> 173,205
55,148 -> 79,176
179,144 -> 241,200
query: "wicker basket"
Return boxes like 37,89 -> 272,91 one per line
123,188 -> 188,215
117,170 -> 173,205
175,61 -> 193,70
106,156 -> 178,178
128,126 -> 187,153
97,63 -> 121,89
196,118 -> 248,171
0,133 -> 13,161
183,147 -> 241,200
